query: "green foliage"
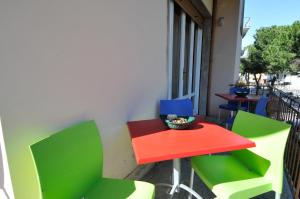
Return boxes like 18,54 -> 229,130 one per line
241,21 -> 300,76
255,25 -> 295,74
291,22 -> 300,72
247,45 -> 268,74
291,21 -> 300,57
240,45 -> 267,85
240,49 -> 266,93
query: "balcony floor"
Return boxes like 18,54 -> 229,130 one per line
142,159 -> 292,199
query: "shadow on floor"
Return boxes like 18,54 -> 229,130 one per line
142,159 -> 292,199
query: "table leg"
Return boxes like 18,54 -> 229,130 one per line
237,101 -> 242,112
230,110 -> 234,117
169,158 -> 180,194
180,184 -> 202,199
155,159 -> 202,198
168,159 -> 202,199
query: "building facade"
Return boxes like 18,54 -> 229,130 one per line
0,0 -> 243,198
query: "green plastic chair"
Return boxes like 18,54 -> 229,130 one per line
30,120 -> 155,199
189,111 -> 291,199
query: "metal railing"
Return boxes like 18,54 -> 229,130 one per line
268,87 -> 300,199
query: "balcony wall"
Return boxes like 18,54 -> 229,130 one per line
0,1 -> 168,198
208,0 -> 243,117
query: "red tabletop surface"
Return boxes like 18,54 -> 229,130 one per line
215,93 -> 260,102
127,117 -> 255,164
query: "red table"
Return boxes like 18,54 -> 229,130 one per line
215,93 -> 260,118
127,116 -> 255,198
215,93 -> 260,103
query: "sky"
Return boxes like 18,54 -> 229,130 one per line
242,0 -> 300,49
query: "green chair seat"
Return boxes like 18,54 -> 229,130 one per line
30,120 -> 155,199
191,154 -> 261,189
84,178 -> 154,199
191,154 -> 273,198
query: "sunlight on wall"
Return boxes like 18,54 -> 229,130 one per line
0,120 -> 14,199
4,124 -> 48,199
208,0 -> 243,116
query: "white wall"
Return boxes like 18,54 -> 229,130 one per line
208,0 -> 242,116
233,1 -> 243,79
0,146 -> 3,194
0,1 -> 168,198
0,120 -> 14,199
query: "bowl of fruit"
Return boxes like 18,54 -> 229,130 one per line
165,115 -> 196,130
234,88 -> 249,97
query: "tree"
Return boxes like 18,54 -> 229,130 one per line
241,45 -> 267,94
240,58 -> 250,84
291,21 -> 300,58
291,21 -> 300,72
254,26 -> 296,74
241,22 -> 300,86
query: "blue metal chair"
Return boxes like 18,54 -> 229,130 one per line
160,99 -> 193,117
225,96 -> 269,129
254,96 -> 269,116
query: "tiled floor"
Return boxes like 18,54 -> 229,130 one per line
142,159 -> 293,199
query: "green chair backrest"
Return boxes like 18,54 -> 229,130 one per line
231,111 -> 291,192
231,149 -> 270,176
30,121 -> 103,199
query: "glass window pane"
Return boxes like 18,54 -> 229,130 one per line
172,3 -> 181,99
183,16 -> 191,96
